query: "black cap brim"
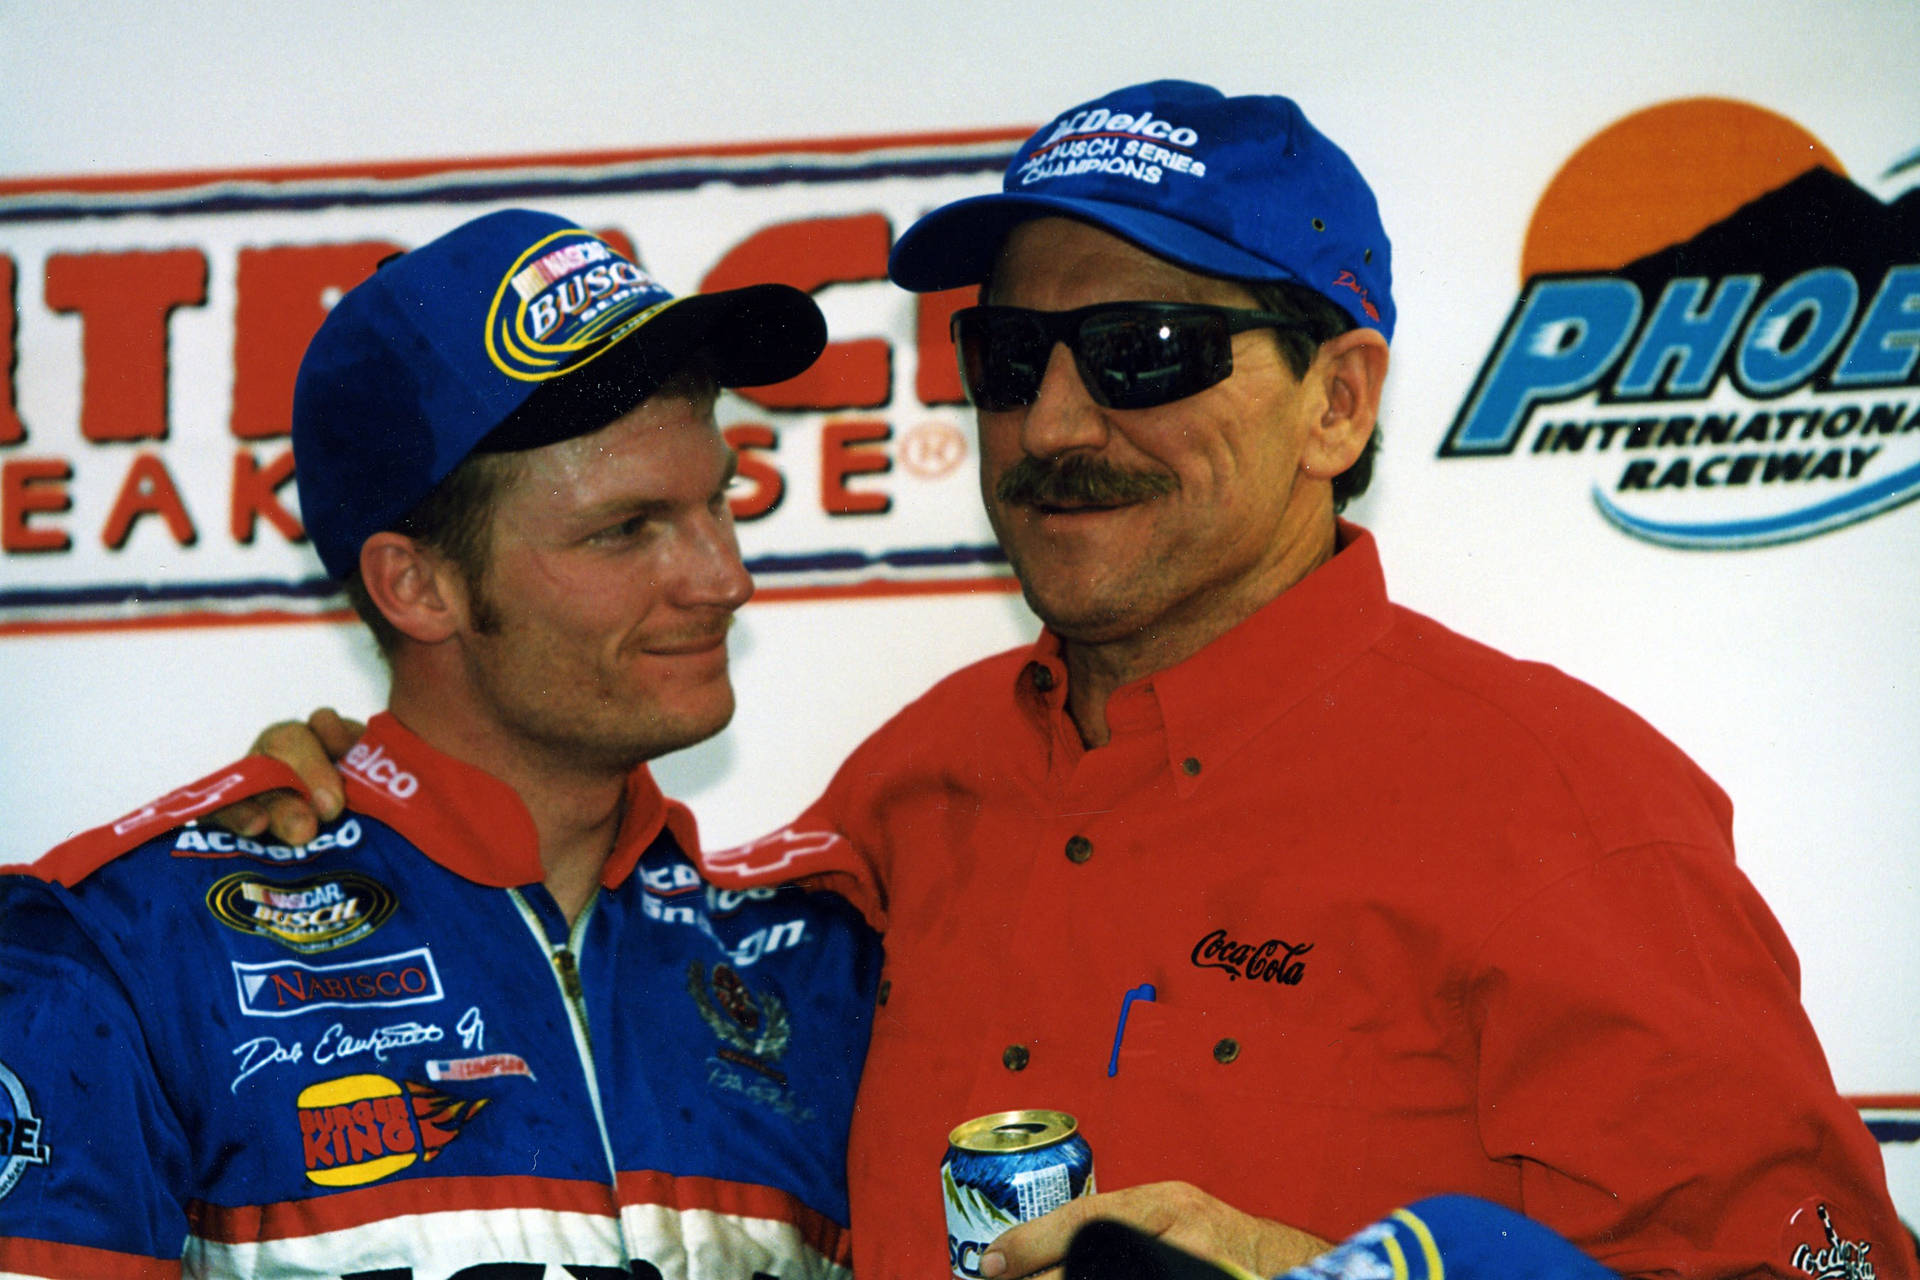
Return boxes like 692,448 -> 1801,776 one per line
481,281 -> 825,452
1064,1220 -> 1248,1280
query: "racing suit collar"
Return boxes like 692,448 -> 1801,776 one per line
340,712 -> 693,890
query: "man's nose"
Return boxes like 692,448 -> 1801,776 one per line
678,510 -> 755,612
1017,344 -> 1111,458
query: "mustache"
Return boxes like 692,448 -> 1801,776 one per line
995,453 -> 1177,508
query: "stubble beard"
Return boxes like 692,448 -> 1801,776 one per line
463,615 -> 737,778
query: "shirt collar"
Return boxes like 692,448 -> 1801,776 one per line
1014,521 -> 1395,794
339,712 -> 694,889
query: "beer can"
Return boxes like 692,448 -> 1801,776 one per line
942,1109 -> 1096,1278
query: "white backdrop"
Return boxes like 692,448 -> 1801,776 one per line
2,0 -> 1915,1203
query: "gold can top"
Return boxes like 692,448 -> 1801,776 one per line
948,1109 -> 1080,1153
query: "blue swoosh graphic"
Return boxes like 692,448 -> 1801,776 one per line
1592,453 -> 1920,548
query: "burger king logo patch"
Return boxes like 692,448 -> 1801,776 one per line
295,1073 -> 486,1187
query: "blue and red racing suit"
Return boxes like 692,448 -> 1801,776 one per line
0,714 -> 879,1280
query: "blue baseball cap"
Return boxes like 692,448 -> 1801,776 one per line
293,208 -> 826,579
889,80 -> 1393,340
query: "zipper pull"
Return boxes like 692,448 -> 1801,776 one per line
554,948 -> 585,1001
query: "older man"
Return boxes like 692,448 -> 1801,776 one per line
710,81 -> 1909,1279
208,84 -> 1911,1280
0,210 -> 877,1279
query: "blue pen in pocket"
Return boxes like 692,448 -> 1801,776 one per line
1107,982 -> 1157,1077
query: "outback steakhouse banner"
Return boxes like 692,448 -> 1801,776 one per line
0,131 -> 1031,634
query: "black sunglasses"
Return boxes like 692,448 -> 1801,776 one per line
950,302 -> 1326,412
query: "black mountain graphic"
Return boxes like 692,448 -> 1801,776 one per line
1612,166 -> 1920,291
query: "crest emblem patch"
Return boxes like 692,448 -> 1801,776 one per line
687,961 -> 791,1081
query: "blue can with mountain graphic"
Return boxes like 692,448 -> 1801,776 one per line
943,1109 -> 1095,1278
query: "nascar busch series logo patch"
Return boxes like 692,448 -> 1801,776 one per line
484,226 -> 674,383
1442,98 -> 1920,548
0,1059 -> 51,1201
688,960 -> 791,1082
207,870 -> 397,953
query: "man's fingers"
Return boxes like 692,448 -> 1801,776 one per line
211,709 -> 365,837
205,788 -> 317,843
208,796 -> 269,838
251,713 -> 356,820
984,1191 -> 1126,1278
983,1184 -> 1307,1280
261,789 -> 323,846
308,707 -> 365,761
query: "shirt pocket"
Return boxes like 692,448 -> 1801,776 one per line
1105,997 -> 1377,1235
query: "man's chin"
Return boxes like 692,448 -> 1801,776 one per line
1015,576 -> 1140,645
645,699 -> 735,761
571,695 -> 735,773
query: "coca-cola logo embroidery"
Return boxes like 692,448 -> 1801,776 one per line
1785,1201 -> 1878,1280
1190,929 -> 1313,986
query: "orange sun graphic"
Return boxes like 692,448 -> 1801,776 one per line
1520,98 -> 1845,280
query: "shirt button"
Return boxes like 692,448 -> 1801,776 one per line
1003,1044 -> 1031,1071
1213,1037 -> 1241,1064
1182,756 -> 1202,776
1029,663 -> 1056,693
1064,835 -> 1093,864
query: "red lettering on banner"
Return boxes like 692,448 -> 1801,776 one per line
0,255 -> 22,444
101,452 -> 196,549
821,420 -> 892,515
916,286 -> 974,406
723,423 -> 784,521
2,459 -> 72,552
230,447 -> 303,543
702,214 -> 892,410
595,227 -> 637,264
230,242 -> 400,440
43,248 -> 207,443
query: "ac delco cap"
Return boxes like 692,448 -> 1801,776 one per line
888,79 -> 1393,340
293,207 -> 826,579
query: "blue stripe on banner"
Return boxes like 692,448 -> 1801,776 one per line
744,544 -> 1009,574
1867,1119 -> 1920,1143
0,578 -> 343,609
0,151 -> 1019,225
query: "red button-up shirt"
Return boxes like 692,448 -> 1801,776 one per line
706,526 -> 1910,1279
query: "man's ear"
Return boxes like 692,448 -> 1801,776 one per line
1301,328 -> 1390,479
358,532 -> 464,645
